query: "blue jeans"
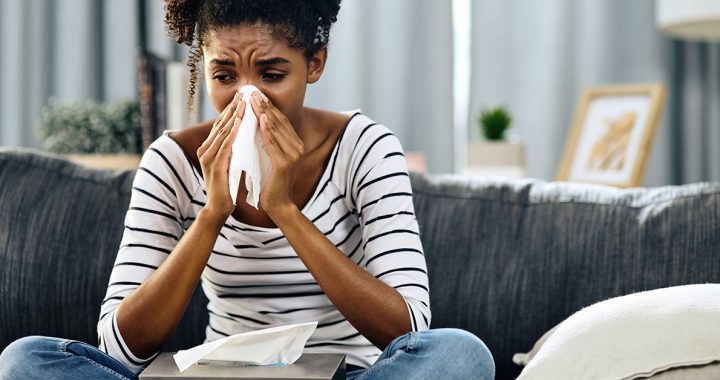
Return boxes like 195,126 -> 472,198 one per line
0,329 -> 494,380
346,328 -> 494,380
0,336 -> 138,380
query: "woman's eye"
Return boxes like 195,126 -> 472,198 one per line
262,73 -> 285,81
213,74 -> 232,82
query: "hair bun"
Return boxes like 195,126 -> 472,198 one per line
165,0 -> 203,46
310,0 -> 341,46
312,0 -> 342,24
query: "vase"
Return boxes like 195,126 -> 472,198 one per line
465,141 -> 526,178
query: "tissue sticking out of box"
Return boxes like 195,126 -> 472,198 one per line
173,321 -> 318,372
228,85 -> 272,209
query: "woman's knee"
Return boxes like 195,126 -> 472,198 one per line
423,328 -> 495,378
0,336 -> 62,375
2,335 -> 59,359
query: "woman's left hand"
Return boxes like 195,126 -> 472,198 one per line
250,91 -> 304,219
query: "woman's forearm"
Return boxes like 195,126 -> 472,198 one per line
270,204 -> 412,350
115,208 -> 225,359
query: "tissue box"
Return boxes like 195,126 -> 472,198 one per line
139,353 -> 346,380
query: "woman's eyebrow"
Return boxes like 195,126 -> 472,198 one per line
209,58 -> 234,66
256,57 -> 290,66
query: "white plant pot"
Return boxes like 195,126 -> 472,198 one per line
465,141 -> 526,178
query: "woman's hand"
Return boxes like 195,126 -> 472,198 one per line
197,92 -> 245,221
250,91 -> 304,219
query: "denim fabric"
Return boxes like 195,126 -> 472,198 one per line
0,336 -> 137,380
347,328 -> 494,380
0,329 -> 493,380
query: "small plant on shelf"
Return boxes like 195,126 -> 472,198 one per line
478,106 -> 512,141
36,98 -> 142,154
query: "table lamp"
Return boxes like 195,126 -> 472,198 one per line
657,0 -> 720,41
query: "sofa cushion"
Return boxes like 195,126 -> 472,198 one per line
513,284 -> 720,379
409,173 -> 720,379
0,149 -> 208,353
2,150 -> 720,380
647,362 -> 720,379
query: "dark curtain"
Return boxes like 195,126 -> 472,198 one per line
669,40 -> 720,184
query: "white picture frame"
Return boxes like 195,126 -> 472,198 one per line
556,84 -> 666,188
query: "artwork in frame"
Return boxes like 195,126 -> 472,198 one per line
556,84 -> 666,188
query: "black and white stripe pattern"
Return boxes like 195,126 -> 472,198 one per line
97,112 -> 430,373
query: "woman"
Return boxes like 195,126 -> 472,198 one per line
0,1 -> 494,379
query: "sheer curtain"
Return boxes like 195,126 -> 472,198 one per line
0,0 -> 55,149
467,0 -> 672,185
0,0 -> 173,148
305,0 -> 455,173
0,0 -> 455,173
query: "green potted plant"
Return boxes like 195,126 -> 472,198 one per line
36,98 -> 143,169
479,106 -> 512,141
466,105 -> 526,177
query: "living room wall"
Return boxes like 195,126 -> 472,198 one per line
0,0 -> 717,184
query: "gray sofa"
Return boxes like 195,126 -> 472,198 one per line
1,148 -> 719,379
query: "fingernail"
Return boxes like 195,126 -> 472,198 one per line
233,92 -> 240,104
260,92 -> 269,103
253,91 -> 267,103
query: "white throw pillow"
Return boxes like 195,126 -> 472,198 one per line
513,284 -> 720,380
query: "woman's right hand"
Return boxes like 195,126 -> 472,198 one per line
197,91 -> 245,221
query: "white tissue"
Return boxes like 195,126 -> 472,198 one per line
173,321 -> 318,372
228,85 -> 272,209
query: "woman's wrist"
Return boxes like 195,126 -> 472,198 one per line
197,207 -> 229,231
265,201 -> 301,226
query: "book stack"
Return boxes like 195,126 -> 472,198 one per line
138,50 -> 166,151
138,51 -> 201,152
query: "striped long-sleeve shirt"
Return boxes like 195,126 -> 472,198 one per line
97,111 -> 431,373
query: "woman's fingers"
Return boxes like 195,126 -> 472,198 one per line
263,111 -> 299,159
266,106 -> 303,154
195,92 -> 245,218
199,93 -> 240,157
217,115 -> 241,163
251,92 -> 302,159
205,101 -> 244,159
218,92 -> 241,128
258,113 -> 286,163
235,94 -> 246,120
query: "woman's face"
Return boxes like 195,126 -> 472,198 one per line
203,23 -> 325,127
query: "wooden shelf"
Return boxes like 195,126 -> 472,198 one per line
64,154 -> 142,170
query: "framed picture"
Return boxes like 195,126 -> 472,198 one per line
556,84 -> 666,188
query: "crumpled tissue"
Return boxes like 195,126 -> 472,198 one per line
228,84 -> 273,209
173,321 -> 318,372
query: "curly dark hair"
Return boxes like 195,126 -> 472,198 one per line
164,0 -> 342,110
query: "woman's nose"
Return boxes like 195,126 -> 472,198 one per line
236,83 -> 256,91
233,76 -> 262,90
234,83 -> 268,102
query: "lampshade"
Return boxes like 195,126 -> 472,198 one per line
657,0 -> 720,41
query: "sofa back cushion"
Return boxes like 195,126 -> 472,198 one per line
2,150 -> 719,380
0,149 -> 208,354
409,173 -> 720,379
